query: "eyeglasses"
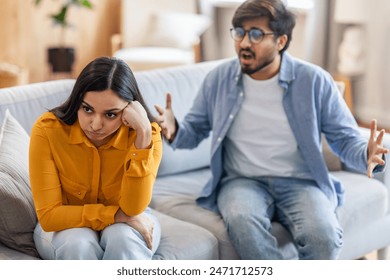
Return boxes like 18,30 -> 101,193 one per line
230,27 -> 274,44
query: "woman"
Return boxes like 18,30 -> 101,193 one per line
29,57 -> 162,260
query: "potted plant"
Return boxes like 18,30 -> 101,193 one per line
35,0 -> 93,73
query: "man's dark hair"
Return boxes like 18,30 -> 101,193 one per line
232,0 -> 296,53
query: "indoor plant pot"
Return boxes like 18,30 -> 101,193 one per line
48,47 -> 75,73
35,0 -> 93,74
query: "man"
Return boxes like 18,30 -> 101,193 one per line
154,0 -> 388,259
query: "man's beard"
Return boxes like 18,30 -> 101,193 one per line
239,49 -> 276,75
241,57 -> 276,75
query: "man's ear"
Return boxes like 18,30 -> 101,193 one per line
277,34 -> 288,51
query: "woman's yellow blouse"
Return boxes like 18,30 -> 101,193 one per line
29,112 -> 162,232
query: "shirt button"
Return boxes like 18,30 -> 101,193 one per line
217,137 -> 222,142
239,92 -> 244,97
132,153 -> 136,156
229,114 -> 234,119
77,192 -> 81,195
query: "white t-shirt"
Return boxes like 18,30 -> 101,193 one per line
223,73 -> 311,178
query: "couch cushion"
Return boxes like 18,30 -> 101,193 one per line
333,171 -> 387,229
0,110 -> 39,257
332,170 -> 388,259
152,210 -> 218,260
0,243 -> 40,260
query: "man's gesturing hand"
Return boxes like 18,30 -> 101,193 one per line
367,119 -> 389,178
154,93 -> 177,142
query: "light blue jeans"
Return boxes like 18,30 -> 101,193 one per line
217,176 -> 343,260
33,208 -> 160,260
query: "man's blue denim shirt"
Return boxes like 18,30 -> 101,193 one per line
171,52 -> 378,212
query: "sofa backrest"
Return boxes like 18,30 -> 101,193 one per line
0,79 -> 74,135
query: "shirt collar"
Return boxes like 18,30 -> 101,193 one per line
279,52 -> 296,86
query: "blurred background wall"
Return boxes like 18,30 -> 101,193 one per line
0,0 -> 120,83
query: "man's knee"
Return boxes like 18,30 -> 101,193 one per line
296,224 -> 343,259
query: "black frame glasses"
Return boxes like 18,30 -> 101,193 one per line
230,27 -> 274,44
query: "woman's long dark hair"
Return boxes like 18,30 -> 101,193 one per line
51,56 -> 155,125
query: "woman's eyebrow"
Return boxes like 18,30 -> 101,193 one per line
81,101 -> 93,109
106,102 -> 129,113
81,100 -> 129,112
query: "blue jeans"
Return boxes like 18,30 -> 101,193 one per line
33,208 -> 161,260
217,176 -> 343,259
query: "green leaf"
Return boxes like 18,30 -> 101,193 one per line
51,6 -> 68,26
70,0 -> 93,9
34,0 -> 93,28
81,0 -> 93,9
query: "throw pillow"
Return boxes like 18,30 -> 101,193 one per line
147,12 -> 211,50
0,109 -> 39,257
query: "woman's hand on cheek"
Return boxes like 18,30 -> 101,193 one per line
122,101 -> 147,130
122,101 -> 152,149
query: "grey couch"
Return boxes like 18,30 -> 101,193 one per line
1,59 -> 389,260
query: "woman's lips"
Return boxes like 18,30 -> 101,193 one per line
87,131 -> 103,138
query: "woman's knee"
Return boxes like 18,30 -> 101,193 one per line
101,224 -> 153,259
55,228 -> 102,259
56,238 -> 102,259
